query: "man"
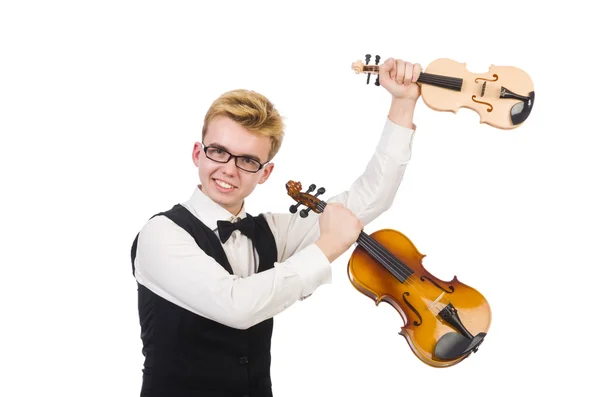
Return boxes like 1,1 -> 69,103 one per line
131,57 -> 422,396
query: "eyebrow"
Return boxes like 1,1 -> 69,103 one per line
207,143 -> 263,163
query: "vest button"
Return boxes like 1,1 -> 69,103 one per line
239,356 -> 249,364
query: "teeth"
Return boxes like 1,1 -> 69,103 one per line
215,179 -> 234,189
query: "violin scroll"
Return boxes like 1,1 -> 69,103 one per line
286,180 -> 327,218
351,60 -> 365,74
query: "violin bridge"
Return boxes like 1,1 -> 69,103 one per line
428,292 -> 446,314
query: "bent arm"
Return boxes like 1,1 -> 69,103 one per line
134,215 -> 331,330
267,117 -> 416,264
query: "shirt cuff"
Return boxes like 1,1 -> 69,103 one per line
377,117 -> 416,164
284,243 -> 332,300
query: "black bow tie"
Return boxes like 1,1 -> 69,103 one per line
217,216 -> 255,243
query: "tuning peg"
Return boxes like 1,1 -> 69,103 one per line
290,183 -> 318,215
374,55 -> 381,86
300,186 -> 326,218
299,208 -> 311,218
365,54 -> 372,85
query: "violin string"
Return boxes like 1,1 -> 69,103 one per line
355,233 -> 414,280
371,69 -> 513,98
420,76 -> 462,86
356,234 -> 453,312
367,66 -> 508,94
316,201 -> 427,293
417,74 -> 462,89
356,233 -> 450,305
311,195 -> 454,310
355,235 -> 410,282
362,68 -> 462,89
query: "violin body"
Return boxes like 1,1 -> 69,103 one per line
352,56 -> 535,130
286,181 -> 492,368
348,228 -> 492,368
421,58 -> 534,130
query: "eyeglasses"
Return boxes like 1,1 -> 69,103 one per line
201,143 -> 268,173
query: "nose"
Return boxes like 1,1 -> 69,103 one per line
220,157 -> 239,175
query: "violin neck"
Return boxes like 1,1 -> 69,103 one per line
315,201 -> 413,282
417,72 -> 462,91
362,65 -> 463,92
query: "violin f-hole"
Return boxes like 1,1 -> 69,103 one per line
475,74 -> 498,83
471,95 -> 493,112
402,292 -> 423,326
471,74 -> 498,113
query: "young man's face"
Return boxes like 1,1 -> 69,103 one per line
192,116 -> 274,214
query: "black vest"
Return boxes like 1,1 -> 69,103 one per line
130,204 -> 278,397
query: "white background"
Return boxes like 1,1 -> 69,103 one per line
1,1 -> 599,396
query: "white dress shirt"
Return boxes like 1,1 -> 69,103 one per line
134,118 -> 415,330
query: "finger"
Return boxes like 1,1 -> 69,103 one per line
378,57 -> 394,73
395,59 -> 405,85
388,58 -> 396,82
404,62 -> 413,86
412,63 -> 422,82
378,58 -> 395,83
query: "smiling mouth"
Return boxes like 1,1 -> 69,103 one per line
213,178 -> 237,189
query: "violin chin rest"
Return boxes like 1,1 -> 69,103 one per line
510,91 -> 535,125
434,332 -> 487,361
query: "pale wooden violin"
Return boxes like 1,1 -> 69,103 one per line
286,181 -> 492,368
352,55 -> 534,130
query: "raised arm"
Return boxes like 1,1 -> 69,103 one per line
265,58 -> 423,264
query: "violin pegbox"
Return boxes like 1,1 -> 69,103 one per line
285,180 -> 326,218
351,54 -> 381,86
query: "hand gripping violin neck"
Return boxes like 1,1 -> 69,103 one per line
287,181 -> 492,368
352,55 -> 534,130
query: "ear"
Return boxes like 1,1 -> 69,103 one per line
192,142 -> 202,167
258,163 -> 274,184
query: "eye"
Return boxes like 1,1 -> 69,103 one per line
241,157 -> 255,164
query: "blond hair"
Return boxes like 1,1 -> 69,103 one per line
202,89 -> 285,161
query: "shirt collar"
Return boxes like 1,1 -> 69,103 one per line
182,184 -> 247,231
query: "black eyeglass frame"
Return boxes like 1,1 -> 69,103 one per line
201,143 -> 269,173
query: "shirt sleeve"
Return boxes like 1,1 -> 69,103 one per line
134,214 -> 331,330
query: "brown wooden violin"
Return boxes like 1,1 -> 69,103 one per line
352,55 -> 534,130
286,181 -> 492,368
